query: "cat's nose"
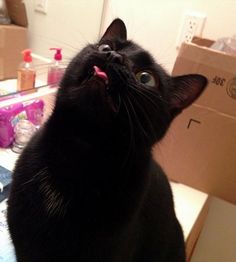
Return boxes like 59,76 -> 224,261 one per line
106,51 -> 123,64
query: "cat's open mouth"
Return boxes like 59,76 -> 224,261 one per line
88,65 -> 120,113
86,65 -> 110,91
93,66 -> 109,84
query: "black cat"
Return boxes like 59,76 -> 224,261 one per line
7,19 -> 207,262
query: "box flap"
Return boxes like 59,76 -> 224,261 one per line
177,43 -> 236,75
192,36 -> 214,48
5,0 -> 28,27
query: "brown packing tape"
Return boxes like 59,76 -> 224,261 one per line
193,103 -> 236,121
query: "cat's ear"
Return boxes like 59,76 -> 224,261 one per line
100,18 -> 127,42
169,74 -> 208,115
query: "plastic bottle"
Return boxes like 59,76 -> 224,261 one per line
12,119 -> 36,153
47,48 -> 65,87
17,49 -> 36,92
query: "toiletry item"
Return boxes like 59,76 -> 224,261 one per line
25,99 -> 44,128
47,48 -> 65,87
0,99 -> 44,148
17,49 -> 36,92
12,119 -> 36,153
0,103 -> 24,147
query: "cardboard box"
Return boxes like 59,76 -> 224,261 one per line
0,0 -> 28,80
153,38 -> 236,204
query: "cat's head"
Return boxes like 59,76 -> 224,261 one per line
57,19 -> 207,147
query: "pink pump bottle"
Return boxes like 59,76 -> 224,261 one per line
47,48 -> 65,87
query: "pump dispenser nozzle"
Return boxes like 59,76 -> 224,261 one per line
22,49 -> 32,63
49,48 -> 62,61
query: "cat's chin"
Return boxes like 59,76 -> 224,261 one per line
85,74 -> 109,93
83,76 -> 120,114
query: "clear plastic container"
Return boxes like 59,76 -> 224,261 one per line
211,35 -> 236,56
0,0 -> 11,24
12,120 -> 36,153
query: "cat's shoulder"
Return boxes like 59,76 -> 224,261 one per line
148,158 -> 173,198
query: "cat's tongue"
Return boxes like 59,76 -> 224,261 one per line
93,66 -> 108,82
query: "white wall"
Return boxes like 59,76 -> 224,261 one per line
101,0 -> 236,73
24,0 -> 236,70
23,0 -> 105,62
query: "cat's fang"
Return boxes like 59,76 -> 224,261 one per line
93,66 -> 108,83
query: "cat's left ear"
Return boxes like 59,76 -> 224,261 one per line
100,18 -> 127,42
169,74 -> 208,115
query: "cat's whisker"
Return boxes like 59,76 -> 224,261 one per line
129,85 -> 170,135
133,84 -> 169,105
120,99 -> 135,168
125,95 -> 149,139
114,94 -> 122,114
127,91 -> 157,142
129,85 -> 161,119
130,84 -> 161,111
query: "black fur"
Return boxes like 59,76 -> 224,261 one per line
7,19 -> 207,261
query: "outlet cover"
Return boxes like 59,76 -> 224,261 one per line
176,11 -> 206,49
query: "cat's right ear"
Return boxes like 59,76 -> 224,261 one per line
100,18 -> 127,42
169,74 -> 208,116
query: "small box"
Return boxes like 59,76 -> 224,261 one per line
0,0 -> 28,80
153,38 -> 236,204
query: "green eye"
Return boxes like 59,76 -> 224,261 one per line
136,71 -> 156,87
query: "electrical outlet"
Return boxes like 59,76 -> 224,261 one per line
176,12 -> 206,49
34,0 -> 47,14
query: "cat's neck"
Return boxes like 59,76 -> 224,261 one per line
44,108 -> 151,181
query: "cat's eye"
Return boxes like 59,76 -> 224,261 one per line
136,71 -> 156,87
98,44 -> 112,52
